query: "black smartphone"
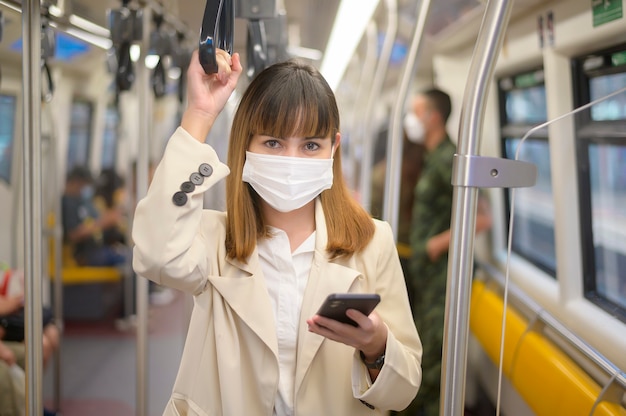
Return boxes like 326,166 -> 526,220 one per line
316,293 -> 381,326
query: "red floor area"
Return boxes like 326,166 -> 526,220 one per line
45,399 -> 135,416
42,289 -> 186,416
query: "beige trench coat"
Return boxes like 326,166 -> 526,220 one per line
133,128 -> 423,416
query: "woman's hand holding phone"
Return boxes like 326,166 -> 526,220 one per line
307,294 -> 388,368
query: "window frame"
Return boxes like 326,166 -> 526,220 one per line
572,43 -> 626,323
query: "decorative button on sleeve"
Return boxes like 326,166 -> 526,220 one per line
172,191 -> 188,206
199,163 -> 213,177
180,181 -> 195,193
190,172 -> 204,185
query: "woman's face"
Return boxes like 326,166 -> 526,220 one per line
248,132 -> 340,159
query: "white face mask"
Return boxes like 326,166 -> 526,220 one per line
242,151 -> 334,213
403,112 -> 425,144
81,185 -> 94,200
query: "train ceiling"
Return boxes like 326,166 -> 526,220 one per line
0,0 -> 547,75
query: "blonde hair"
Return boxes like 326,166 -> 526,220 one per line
225,60 -> 375,262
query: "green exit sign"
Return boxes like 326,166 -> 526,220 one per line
592,0 -> 623,27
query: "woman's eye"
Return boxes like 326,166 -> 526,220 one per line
265,140 -> 280,148
304,142 -> 320,151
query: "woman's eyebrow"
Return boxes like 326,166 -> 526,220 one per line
303,135 -> 330,140
256,134 -> 282,139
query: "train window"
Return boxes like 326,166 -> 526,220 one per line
574,43 -> 626,321
587,142 -> 626,312
66,99 -> 93,172
589,72 -> 626,121
499,69 -> 556,276
101,106 -> 119,169
503,138 -> 556,274
0,94 -> 17,184
501,70 -> 547,125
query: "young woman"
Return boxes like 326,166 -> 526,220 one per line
132,49 -> 422,416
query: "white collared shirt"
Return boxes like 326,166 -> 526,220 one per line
257,227 -> 316,416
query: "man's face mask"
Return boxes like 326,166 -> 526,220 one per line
403,112 -> 425,144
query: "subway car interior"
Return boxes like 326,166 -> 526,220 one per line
0,0 -> 625,415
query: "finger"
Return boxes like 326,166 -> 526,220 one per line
231,52 -> 243,75
215,48 -> 232,66
309,314 -> 345,330
215,49 -> 233,83
307,319 -> 343,341
345,309 -> 372,329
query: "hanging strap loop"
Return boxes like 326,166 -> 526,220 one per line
199,0 -> 234,74
246,20 -> 267,80
116,41 -> 135,91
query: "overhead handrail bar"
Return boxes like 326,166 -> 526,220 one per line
359,0 -> 397,213
1,0 -> 112,49
22,0 -> 45,415
441,0 -> 515,415
199,0 -> 234,74
476,261 -> 626,391
383,0 -> 432,240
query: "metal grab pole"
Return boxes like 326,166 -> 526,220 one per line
47,111 -> 63,413
22,1 -> 44,415
347,21 -> 377,193
441,0 -> 514,415
359,0 -> 397,212
136,4 -> 152,416
383,0 -> 432,240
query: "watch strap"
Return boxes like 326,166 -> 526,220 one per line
360,350 -> 385,370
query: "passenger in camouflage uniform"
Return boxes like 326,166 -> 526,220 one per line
394,89 -> 455,416
396,89 -> 491,416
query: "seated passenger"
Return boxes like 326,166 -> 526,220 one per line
0,265 -> 60,416
0,340 -> 24,416
61,166 -> 126,267
0,283 -> 60,368
0,340 -> 59,416
93,168 -> 128,247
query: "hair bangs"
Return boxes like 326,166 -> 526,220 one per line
247,67 -> 337,140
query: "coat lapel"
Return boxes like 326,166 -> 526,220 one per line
209,250 -> 279,357
294,200 -> 363,393
206,199 -> 363,391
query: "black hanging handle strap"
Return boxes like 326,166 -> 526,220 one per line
199,0 -> 234,74
246,20 -> 267,80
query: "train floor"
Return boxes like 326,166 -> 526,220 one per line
38,288 -> 499,416
42,288 -> 188,416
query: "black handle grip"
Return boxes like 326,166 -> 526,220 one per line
199,0 -> 234,74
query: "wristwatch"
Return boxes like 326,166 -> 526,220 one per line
360,350 -> 385,370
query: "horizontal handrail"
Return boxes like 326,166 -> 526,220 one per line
476,260 -> 626,391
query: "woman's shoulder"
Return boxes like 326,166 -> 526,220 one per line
200,209 -> 228,234
368,218 -> 396,248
